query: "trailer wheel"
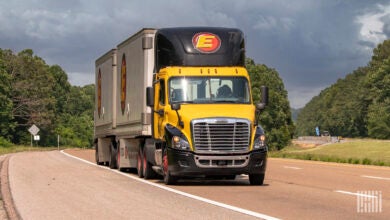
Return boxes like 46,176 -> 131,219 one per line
137,148 -> 144,178
109,141 -> 118,169
117,143 -> 124,171
163,148 -> 177,185
95,143 -> 104,165
143,149 -> 156,179
249,174 -> 265,185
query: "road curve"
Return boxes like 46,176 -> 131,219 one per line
5,149 -> 390,219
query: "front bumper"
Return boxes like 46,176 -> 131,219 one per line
167,148 -> 267,177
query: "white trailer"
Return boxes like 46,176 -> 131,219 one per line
94,28 -> 156,172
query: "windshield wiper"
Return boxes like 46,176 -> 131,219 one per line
214,100 -> 242,103
171,101 -> 194,104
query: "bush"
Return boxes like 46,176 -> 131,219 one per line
0,137 -> 12,147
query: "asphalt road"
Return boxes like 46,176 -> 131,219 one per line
4,149 -> 390,219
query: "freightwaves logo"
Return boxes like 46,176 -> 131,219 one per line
192,32 -> 221,53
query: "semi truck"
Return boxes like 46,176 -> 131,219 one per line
94,27 -> 269,185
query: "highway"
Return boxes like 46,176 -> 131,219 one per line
2,149 -> 389,219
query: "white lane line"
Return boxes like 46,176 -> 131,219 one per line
60,150 -> 280,220
334,190 -> 378,198
361,175 -> 390,181
283,166 -> 302,170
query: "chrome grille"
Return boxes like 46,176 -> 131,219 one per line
192,118 -> 250,153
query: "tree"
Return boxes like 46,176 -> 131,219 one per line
296,39 -> 390,139
0,48 -> 95,147
365,40 -> 390,139
49,65 -> 72,115
0,49 -> 15,141
296,68 -> 369,137
7,50 -> 56,144
55,84 -> 95,147
246,58 -> 294,150
56,112 -> 94,148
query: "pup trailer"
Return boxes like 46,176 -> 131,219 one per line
94,27 -> 269,185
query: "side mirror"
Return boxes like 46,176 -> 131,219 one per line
256,86 -> 268,110
171,103 -> 184,127
171,103 -> 181,111
146,87 -> 154,107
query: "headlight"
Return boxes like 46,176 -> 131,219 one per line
253,135 -> 267,150
172,136 -> 190,150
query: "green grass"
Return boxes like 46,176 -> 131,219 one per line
0,145 -> 69,156
269,139 -> 390,166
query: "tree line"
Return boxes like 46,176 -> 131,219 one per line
0,49 -> 294,149
295,39 -> 390,139
4,39 -> 386,150
0,49 -> 94,147
246,58 -> 294,150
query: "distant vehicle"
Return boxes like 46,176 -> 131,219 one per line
321,131 -> 330,136
93,27 -> 269,185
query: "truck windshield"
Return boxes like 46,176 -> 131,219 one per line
169,77 -> 251,104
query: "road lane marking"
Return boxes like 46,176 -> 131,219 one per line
361,175 -> 390,181
283,166 -> 302,170
61,150 -> 280,220
334,190 -> 378,198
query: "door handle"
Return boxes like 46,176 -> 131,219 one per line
154,109 -> 164,116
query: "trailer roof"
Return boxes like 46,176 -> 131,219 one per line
117,28 -> 157,49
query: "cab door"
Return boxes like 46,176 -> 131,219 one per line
153,78 -> 167,140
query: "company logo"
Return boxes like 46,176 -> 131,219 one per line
97,69 -> 102,118
120,54 -> 126,115
192,32 -> 221,53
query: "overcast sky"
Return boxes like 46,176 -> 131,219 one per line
1,0 -> 389,108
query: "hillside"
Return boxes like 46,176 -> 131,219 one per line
295,40 -> 390,139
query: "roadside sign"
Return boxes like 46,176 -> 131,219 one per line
28,124 -> 40,136
34,135 -> 40,141
315,126 -> 320,136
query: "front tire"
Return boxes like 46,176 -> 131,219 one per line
163,148 -> 177,185
143,149 -> 156,179
249,173 -> 265,185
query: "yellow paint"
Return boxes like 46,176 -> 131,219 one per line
153,66 -> 257,151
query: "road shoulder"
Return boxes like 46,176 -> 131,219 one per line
0,154 -> 21,220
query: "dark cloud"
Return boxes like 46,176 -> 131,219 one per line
1,0 -> 389,108
381,14 -> 390,37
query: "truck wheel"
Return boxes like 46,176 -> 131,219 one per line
95,143 -> 104,166
109,141 -> 118,169
137,148 -> 144,178
163,148 -> 177,185
249,174 -> 265,185
117,143 -> 124,171
143,149 -> 156,179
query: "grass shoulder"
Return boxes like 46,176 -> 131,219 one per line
0,145 -> 79,156
269,139 -> 390,166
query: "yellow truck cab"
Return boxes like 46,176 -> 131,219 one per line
95,27 -> 268,185
147,27 -> 268,185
